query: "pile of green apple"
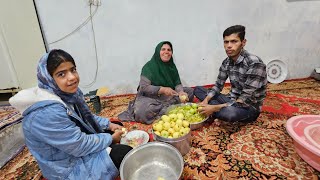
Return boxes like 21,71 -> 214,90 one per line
152,114 -> 190,139
167,103 -> 206,123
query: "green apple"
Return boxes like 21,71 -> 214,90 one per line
158,120 -> 164,124
173,124 -> 181,132
179,128 -> 185,136
182,120 -> 190,128
170,121 -> 176,128
177,113 -> 184,120
163,122 -> 171,130
155,123 -> 163,132
184,105 -> 191,110
161,115 -> 170,122
152,123 -> 158,131
189,109 -> 196,114
176,119 -> 183,126
185,112 -> 192,118
172,132 -> 180,138
154,131 -> 161,136
168,128 -> 175,135
183,128 -> 190,135
191,103 -> 198,109
168,109 -> 177,114
161,130 -> 169,138
179,95 -> 187,102
169,113 -> 177,121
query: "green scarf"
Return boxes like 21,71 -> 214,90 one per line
141,41 -> 181,89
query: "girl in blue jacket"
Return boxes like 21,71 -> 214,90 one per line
10,49 -> 132,180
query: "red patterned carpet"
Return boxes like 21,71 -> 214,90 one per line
1,78 -> 320,179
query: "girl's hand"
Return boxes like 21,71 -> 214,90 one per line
109,122 -> 122,132
112,130 -> 123,143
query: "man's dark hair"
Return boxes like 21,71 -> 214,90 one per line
223,25 -> 246,41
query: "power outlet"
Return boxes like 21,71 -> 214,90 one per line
89,0 -> 101,6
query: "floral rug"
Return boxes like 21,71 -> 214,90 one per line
1,78 -> 320,179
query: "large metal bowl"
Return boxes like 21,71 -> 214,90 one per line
152,125 -> 191,156
120,142 -> 184,180
166,103 -> 209,130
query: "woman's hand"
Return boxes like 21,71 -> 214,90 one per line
198,104 -> 224,117
178,91 -> 189,103
108,122 -> 122,132
112,130 -> 123,144
159,87 -> 178,96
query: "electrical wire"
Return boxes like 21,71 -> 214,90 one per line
48,5 -> 98,45
80,4 -> 99,88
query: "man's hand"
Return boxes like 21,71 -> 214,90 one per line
199,96 -> 211,106
236,99 -> 244,103
109,122 -> 122,132
159,87 -> 178,96
234,98 -> 249,108
199,99 -> 208,106
198,104 -> 224,117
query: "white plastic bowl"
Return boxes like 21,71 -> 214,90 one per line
120,130 -> 149,148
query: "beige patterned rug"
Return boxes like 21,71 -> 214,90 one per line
0,106 -> 22,130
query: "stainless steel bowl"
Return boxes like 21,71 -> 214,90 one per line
152,127 -> 191,156
166,103 -> 209,130
120,142 -> 184,180
189,117 -> 209,130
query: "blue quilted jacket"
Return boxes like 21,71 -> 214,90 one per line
9,87 -> 118,180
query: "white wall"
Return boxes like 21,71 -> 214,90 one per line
34,0 -> 320,94
0,29 -> 19,89
0,0 -> 46,90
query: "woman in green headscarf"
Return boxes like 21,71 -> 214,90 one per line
118,41 -> 194,124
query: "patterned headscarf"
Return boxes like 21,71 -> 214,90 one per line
37,51 -> 103,134
141,41 -> 181,89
